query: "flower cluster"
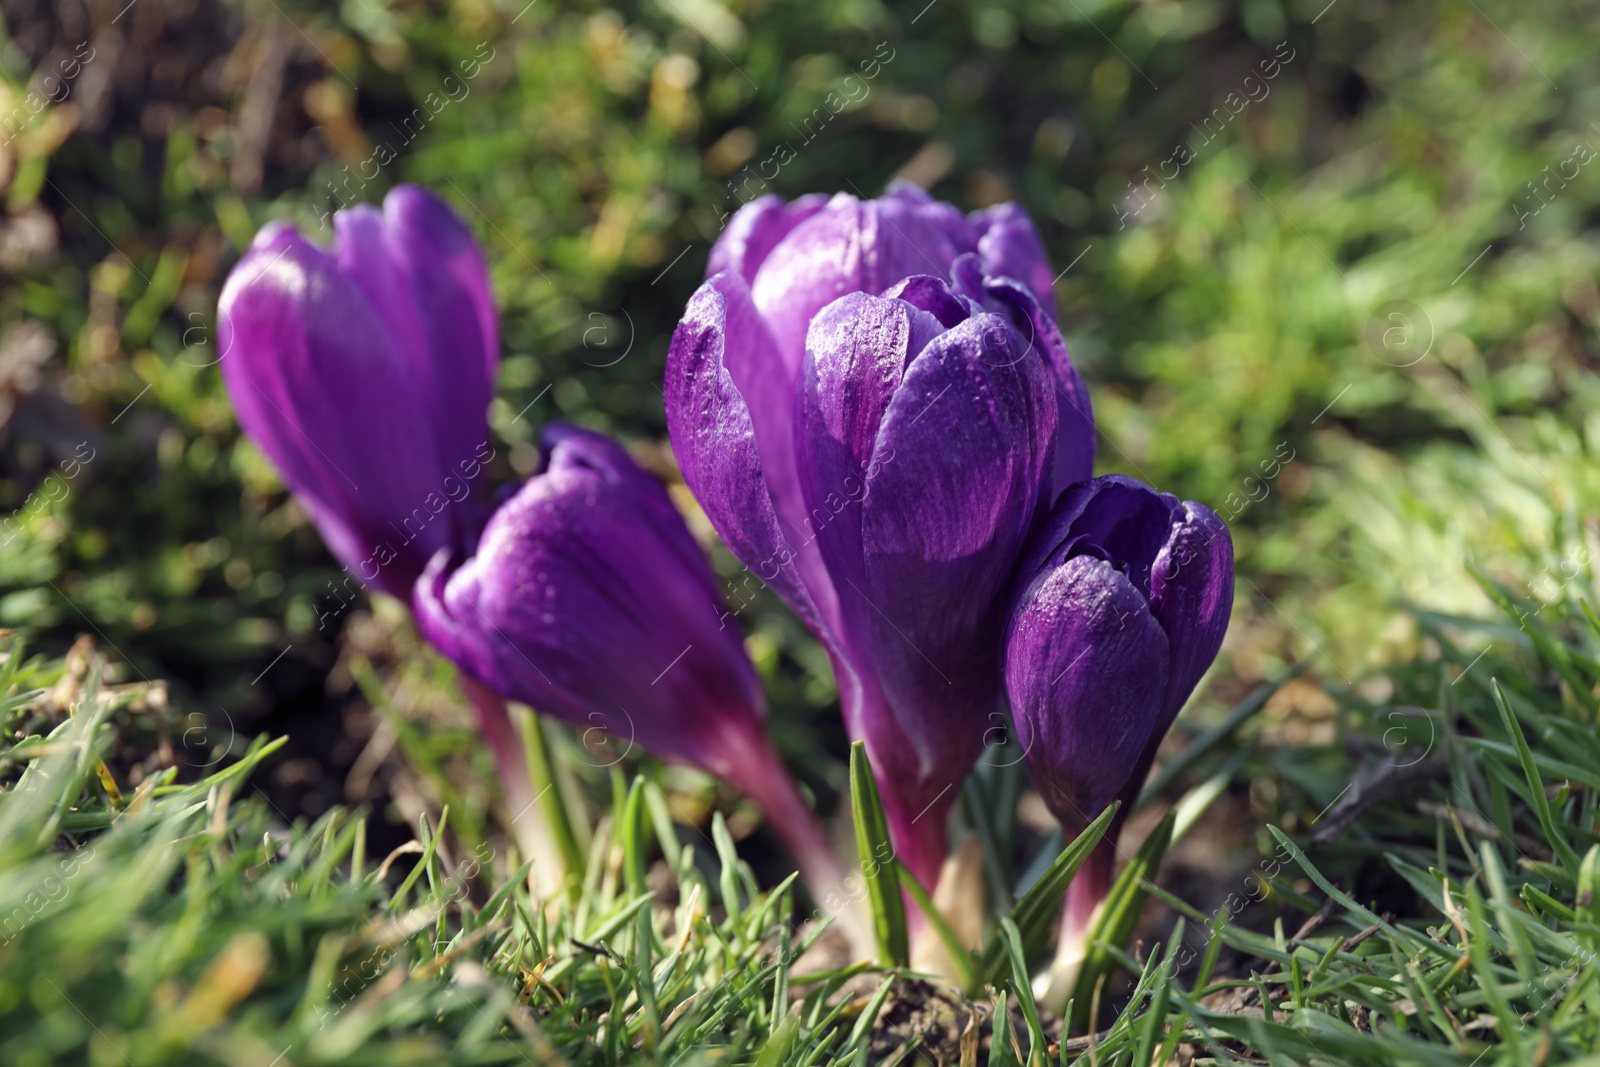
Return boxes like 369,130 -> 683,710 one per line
674,183 -> 1233,921
219,186 -> 842,899
219,180 -> 1234,955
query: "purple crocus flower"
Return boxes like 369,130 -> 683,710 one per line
1003,475 -> 1233,985
668,252 -> 1090,892
218,184 -> 498,600
413,424 -> 846,896
711,183 -> 1060,371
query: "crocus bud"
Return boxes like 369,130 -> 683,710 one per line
711,183 -> 1060,378
218,185 -> 498,600
668,268 -> 1085,893
413,424 -> 844,896
1004,475 -> 1233,994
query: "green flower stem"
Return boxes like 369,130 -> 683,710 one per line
460,675 -> 567,899
514,702 -> 587,893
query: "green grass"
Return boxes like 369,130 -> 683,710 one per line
7,515 -> 1600,1064
0,634 -> 878,1065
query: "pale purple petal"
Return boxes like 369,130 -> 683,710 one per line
795,292 -> 944,668
749,192 -> 976,367
885,179 -> 978,252
665,273 -> 840,647
219,227 -> 452,598
334,185 -> 499,483
708,193 -> 830,282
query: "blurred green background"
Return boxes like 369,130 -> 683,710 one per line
1,0 -> 1597,851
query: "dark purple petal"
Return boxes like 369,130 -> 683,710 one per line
421,428 -> 847,901
795,292 -> 944,669
219,226 -> 452,598
749,192 -> 977,366
412,425 -> 766,775
1148,501 -> 1234,725
1014,476 -> 1177,594
880,274 -> 973,329
951,260 -> 1094,493
850,312 -> 1059,785
665,273 -> 840,647
1006,554 -> 1171,832
1004,472 -> 1233,858
969,201 -> 1058,318
708,193 -> 830,283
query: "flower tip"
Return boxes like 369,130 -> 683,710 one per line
884,178 -> 934,202
383,183 -> 477,246
536,422 -> 639,483
249,217 -> 303,253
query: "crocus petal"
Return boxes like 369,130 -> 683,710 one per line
1004,473 -> 1231,996
951,257 -> 1095,493
796,287 -> 1057,892
413,425 -> 764,773
330,206 -> 432,375
1004,474 -> 1232,827
386,187 -> 500,473
970,201 -> 1058,318
333,186 -> 499,485
881,274 -> 973,329
420,425 -> 852,909
750,192 -> 977,368
665,273 -> 839,648
852,312 -> 1059,781
708,193 -> 830,283
1006,554 -> 1171,831
219,227 -> 451,598
218,187 -> 498,599
1014,475 -> 1171,592
1148,501 -> 1234,725
796,291 -> 946,666
884,180 -> 979,252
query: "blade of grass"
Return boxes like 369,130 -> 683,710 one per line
849,741 -> 907,968
1137,919 -> 1187,1067
1492,679 -> 1581,872
1068,808 -> 1175,1033
515,705 -> 586,886
997,917 -> 1048,1067
845,975 -> 897,1064
982,801 -> 1118,983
